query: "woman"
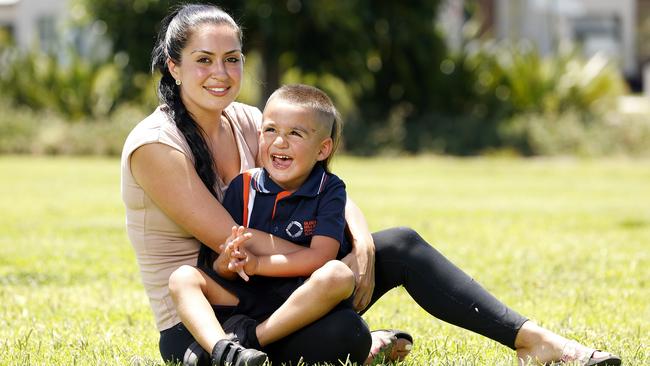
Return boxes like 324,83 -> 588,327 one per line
121,3 -> 621,366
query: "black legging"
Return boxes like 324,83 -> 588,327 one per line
364,227 -> 527,348
159,304 -> 371,365
159,226 -> 527,364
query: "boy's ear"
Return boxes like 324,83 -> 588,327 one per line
316,137 -> 333,161
167,58 -> 180,81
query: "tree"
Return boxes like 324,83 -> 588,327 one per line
80,0 -> 449,152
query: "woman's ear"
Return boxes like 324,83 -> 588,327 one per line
167,58 -> 181,81
316,138 -> 333,161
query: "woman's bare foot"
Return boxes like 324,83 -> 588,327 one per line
514,321 -> 620,365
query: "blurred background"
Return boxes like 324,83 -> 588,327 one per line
1,0 -> 649,157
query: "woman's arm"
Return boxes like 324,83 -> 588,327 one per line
130,143 -> 304,254
341,197 -> 376,311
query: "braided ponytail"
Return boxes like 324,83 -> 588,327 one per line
151,4 -> 243,198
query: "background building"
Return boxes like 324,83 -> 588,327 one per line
0,0 -> 68,51
441,0 -> 649,91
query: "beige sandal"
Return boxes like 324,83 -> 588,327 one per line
365,329 -> 413,365
556,341 -> 621,366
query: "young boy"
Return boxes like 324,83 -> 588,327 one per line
172,84 -> 359,365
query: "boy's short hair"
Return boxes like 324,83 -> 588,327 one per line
266,84 -> 342,172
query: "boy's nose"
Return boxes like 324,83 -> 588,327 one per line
273,135 -> 288,147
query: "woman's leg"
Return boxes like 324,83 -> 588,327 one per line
365,226 -> 527,348
366,227 -> 619,365
159,322 -> 196,363
263,304 -> 372,365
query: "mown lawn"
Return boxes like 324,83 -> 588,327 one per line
0,155 -> 648,365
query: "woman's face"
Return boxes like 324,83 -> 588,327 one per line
168,23 -> 243,122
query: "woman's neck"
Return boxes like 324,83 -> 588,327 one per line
190,108 -> 225,136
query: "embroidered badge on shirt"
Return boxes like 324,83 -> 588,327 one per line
303,220 -> 317,236
285,221 -> 304,238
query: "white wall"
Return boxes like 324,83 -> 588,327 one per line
494,0 -> 637,76
0,0 -> 68,48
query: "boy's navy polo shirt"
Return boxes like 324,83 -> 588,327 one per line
222,163 -> 351,258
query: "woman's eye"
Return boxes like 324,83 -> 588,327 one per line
197,57 -> 211,64
226,57 -> 241,63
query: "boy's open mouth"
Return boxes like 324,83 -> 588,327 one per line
271,154 -> 293,169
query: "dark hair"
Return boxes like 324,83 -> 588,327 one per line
266,84 -> 342,172
151,4 -> 242,197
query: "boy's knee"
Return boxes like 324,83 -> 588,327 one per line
312,260 -> 355,298
168,265 -> 201,294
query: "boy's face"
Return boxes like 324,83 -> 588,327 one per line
259,98 -> 332,192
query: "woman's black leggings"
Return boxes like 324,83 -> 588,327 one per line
159,226 -> 527,364
160,304 -> 371,365
365,227 -> 527,349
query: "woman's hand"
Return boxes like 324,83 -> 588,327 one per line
343,198 -> 376,311
214,226 -> 253,280
342,235 -> 376,311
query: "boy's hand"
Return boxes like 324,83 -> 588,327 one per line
214,226 -> 251,280
227,244 -> 259,281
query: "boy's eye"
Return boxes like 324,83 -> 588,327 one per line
290,131 -> 303,137
263,127 -> 276,133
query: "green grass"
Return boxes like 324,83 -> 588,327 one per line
0,155 -> 648,365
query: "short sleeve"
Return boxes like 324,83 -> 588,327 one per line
225,102 -> 262,165
223,174 -> 245,225
313,175 -> 347,245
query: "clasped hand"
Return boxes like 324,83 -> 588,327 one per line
213,226 -> 258,281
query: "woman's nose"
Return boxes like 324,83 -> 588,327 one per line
211,61 -> 227,80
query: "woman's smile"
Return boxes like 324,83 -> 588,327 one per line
204,85 -> 230,97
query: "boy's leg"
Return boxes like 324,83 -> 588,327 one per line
255,260 -> 355,346
264,305 -> 371,365
168,265 -> 239,353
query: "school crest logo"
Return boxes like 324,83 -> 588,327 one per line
285,221 -> 304,238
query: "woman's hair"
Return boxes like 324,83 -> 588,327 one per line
266,84 -> 343,173
151,4 -> 242,197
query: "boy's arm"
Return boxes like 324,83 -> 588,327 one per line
243,235 -> 339,277
237,174 -> 347,277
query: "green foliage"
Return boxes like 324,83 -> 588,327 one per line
415,33 -> 629,155
467,41 -> 626,116
75,0 -> 448,152
69,0 -> 176,90
0,45 -> 126,120
0,156 -> 648,365
0,101 -> 144,155
499,110 -> 650,157
0,100 -> 42,154
0,1 -> 637,156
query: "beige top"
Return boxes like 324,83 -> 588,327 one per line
121,102 -> 262,331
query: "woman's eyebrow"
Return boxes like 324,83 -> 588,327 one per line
190,49 -> 241,55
